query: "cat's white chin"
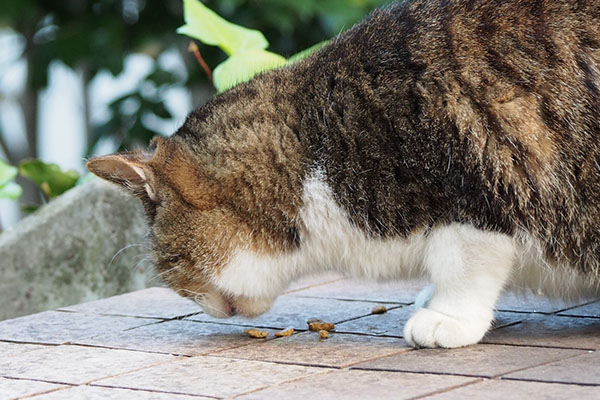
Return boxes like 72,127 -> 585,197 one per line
200,290 -> 274,319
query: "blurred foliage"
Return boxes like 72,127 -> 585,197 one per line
0,0 -> 390,155
19,159 -> 79,199
0,159 -> 22,200
179,0 -> 289,92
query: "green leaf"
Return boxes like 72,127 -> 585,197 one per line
213,49 -> 287,92
287,40 -> 329,64
177,0 -> 269,56
0,159 -> 22,200
0,159 -> 18,186
19,160 -> 80,199
21,205 -> 39,214
0,182 -> 22,199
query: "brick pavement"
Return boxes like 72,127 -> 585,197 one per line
0,276 -> 599,399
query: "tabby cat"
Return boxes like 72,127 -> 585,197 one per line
88,0 -> 600,348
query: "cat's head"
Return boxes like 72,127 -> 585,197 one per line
87,126 -> 304,318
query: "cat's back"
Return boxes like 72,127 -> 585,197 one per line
296,0 -> 600,273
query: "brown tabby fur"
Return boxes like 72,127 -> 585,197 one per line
89,0 -> 600,296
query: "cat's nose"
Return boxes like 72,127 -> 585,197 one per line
223,301 -> 236,317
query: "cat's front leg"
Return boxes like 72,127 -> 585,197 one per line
404,224 -> 515,348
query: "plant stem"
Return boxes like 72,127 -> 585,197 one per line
188,41 -> 213,83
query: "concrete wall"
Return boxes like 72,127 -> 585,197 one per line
0,178 -> 158,320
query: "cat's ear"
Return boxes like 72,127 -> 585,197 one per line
86,152 -> 155,200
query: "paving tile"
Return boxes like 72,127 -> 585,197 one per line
293,278 -> 427,304
59,287 -> 202,319
495,291 -> 577,314
351,344 -> 585,378
94,355 -> 324,398
0,341 -> 51,358
335,306 -> 413,337
423,378 -> 600,399
0,377 -> 68,399
505,351 -> 600,385
186,295 -> 391,331
30,385 -> 210,399
0,311 -> 156,345
0,345 -> 176,384
484,313 -> 600,350
75,319 -> 279,356
285,273 -> 343,293
212,331 -> 409,368
558,300 -> 600,318
237,369 -> 477,400
334,302 -> 525,338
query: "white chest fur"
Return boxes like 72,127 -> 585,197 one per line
214,170 -> 427,299
214,170 -> 599,302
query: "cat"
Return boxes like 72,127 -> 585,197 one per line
87,0 -> 600,348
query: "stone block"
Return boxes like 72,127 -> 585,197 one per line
0,179 -> 153,320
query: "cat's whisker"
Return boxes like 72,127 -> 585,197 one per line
195,298 -> 231,318
131,254 -> 151,273
151,263 -> 184,282
107,243 -> 148,270
175,288 -> 231,318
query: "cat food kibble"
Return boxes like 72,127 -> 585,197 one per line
307,319 -> 335,331
318,330 -> 329,339
274,328 -> 294,337
244,328 -> 268,338
371,305 -> 388,314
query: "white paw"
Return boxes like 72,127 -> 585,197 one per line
403,308 -> 490,348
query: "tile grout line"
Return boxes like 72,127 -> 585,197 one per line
550,299 -> 599,315
206,352 -> 344,370
488,349 -> 596,380
16,384 -> 75,400
348,348 -> 594,381
200,353 -> 341,371
228,366 -> 338,399
408,377 -> 487,400
499,376 -> 600,387
339,347 -> 415,369
349,365 -> 492,379
555,313 -> 600,320
480,340 -> 598,352
62,341 -> 197,358
16,382 -> 93,400
88,382 -> 222,399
